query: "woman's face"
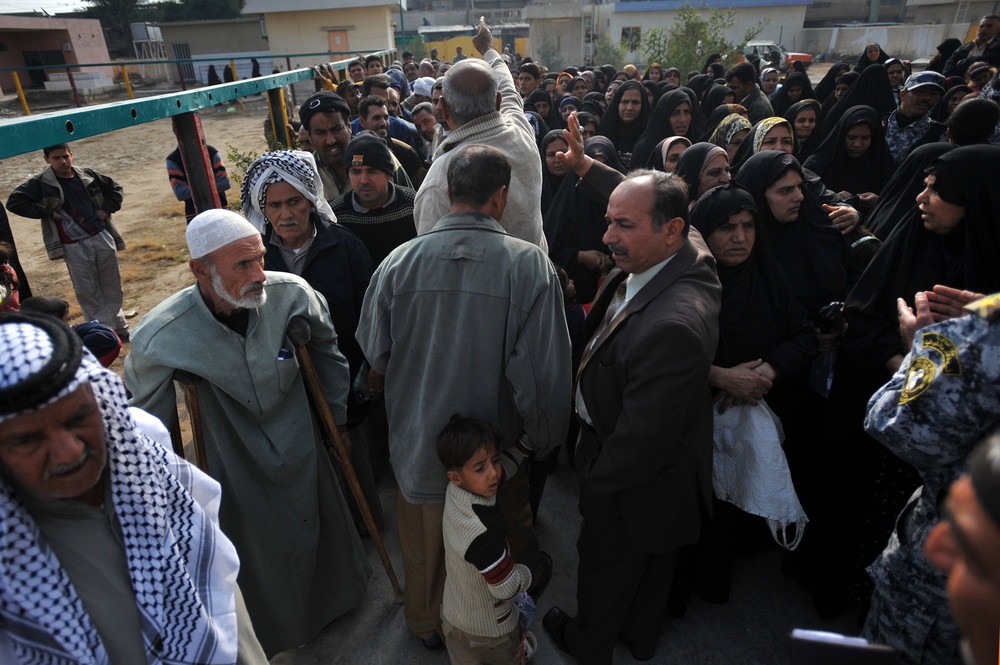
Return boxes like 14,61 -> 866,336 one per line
785,84 -> 803,103
835,82 -> 850,100
887,63 -> 905,88
582,121 -> 598,140
867,45 -> 881,61
561,104 -> 576,121
544,138 -> 569,177
708,209 -> 756,267
725,129 -> 749,162
663,141 -> 687,172
764,169 -> 805,223
605,81 -> 621,106
572,80 -> 588,100
947,92 -> 965,116
760,125 -> 794,153
916,175 -> 965,235
544,81 -> 558,103
535,100 -> 551,118
648,67 -> 662,82
844,122 -> 873,158
670,101 -> 692,137
761,72 -> 779,95
698,152 -> 731,197
618,87 -> 643,123
971,69 -> 992,88
666,70 -> 680,86
793,109 -> 817,140
646,87 -> 655,107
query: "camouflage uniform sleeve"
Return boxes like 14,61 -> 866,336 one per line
865,300 -> 1000,471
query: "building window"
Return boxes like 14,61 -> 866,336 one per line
621,27 -> 641,51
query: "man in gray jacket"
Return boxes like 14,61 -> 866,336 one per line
358,144 -> 571,649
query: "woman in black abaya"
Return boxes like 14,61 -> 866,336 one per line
540,129 -> 570,242
866,143 -> 955,240
597,80 -> 652,170
682,182 -> 818,605
821,65 -> 895,137
820,145 -> 1000,617
769,71 -> 815,117
804,105 -> 892,217
632,89 -> 698,167
784,99 -> 824,162
814,62 -> 850,105
525,88 -> 561,130
854,42 -> 890,72
548,137 -> 626,305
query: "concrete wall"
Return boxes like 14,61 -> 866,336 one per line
800,22 -> 974,60
593,3 -> 809,67
0,16 -> 111,92
159,18 -> 269,57
524,4 -> 585,68
258,5 -> 395,68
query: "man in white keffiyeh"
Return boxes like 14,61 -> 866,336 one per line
0,311 -> 267,664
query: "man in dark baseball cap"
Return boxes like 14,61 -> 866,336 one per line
299,91 -> 355,201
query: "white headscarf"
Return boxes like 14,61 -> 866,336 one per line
240,150 -> 337,232
0,313 -> 240,664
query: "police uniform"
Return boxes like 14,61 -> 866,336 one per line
862,293 -> 1000,664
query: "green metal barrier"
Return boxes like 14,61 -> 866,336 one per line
0,48 -> 395,160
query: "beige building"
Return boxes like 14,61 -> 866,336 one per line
241,0 -> 398,69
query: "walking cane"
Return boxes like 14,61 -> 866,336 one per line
286,316 -> 405,603
173,370 -> 211,474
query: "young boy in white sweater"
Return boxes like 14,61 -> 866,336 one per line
436,416 -> 537,665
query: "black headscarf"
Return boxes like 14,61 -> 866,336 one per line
821,71 -> 859,120
854,42 -> 890,72
865,143 -> 955,241
822,65 -> 894,135
784,99 -> 824,162
525,88 -> 561,130
803,105 -> 892,199
770,72 -> 816,117
523,111 -> 550,148
207,65 -> 222,86
703,54 -> 723,73
642,80 -> 662,107
632,90 -> 698,168
598,80 -> 653,170
686,74 -> 714,101
927,38 -> 962,74
706,62 -> 726,80
930,84 -> 972,122
840,145 -> 1000,378
701,82 -> 734,118
690,183 -> 816,374
675,142 -> 728,200
814,62 -> 850,104
735,151 -> 854,315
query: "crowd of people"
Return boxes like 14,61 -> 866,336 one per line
2,13 -> 1000,665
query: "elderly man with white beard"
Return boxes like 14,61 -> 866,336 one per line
124,208 -> 371,658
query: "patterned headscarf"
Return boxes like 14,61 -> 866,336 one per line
0,312 -> 240,664
240,150 -> 337,232
710,113 -> 752,150
751,117 -> 794,153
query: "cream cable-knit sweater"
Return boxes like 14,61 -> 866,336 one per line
441,482 -> 532,638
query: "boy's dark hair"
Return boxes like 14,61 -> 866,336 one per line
436,414 -> 502,471
362,73 -> 393,96
20,295 -> 70,319
947,98 -> 1000,145
364,54 -> 382,67
43,144 -> 69,157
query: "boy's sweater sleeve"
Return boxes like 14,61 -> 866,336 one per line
498,433 -> 533,482
464,505 -> 532,601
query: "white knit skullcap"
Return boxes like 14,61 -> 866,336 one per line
186,208 -> 261,259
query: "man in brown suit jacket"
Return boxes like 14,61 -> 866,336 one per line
544,117 -> 722,664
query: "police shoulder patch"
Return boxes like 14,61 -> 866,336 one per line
900,356 -> 936,405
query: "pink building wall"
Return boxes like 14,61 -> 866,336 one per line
0,16 -> 112,92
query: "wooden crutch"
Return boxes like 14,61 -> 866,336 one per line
169,370 -> 211,474
286,316 -> 405,603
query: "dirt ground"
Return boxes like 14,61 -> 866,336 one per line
0,102 -> 272,372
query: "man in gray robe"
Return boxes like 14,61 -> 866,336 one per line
124,208 -> 370,657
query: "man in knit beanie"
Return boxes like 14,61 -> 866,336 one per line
331,132 -> 417,266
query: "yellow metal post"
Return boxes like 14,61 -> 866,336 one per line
229,59 -> 244,110
12,71 -> 30,116
121,65 -> 134,99
279,88 -> 292,148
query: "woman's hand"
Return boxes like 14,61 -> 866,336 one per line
710,360 -> 773,413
